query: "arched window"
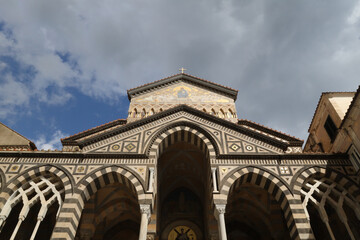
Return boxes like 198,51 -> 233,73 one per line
0,175 -> 64,240
211,109 -> 216,116
141,108 -> 146,118
227,109 -> 233,118
149,108 -> 155,116
301,175 -> 360,239
132,109 -> 137,118
159,108 -> 163,112
219,109 -> 225,118
203,108 -> 207,113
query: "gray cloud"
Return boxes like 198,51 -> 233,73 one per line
0,0 -> 359,141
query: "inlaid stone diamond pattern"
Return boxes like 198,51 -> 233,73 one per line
124,142 -> 137,152
230,143 -> 241,152
7,164 -> 22,173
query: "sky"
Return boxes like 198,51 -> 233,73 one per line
0,0 -> 359,150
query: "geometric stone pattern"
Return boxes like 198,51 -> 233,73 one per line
1,74 -> 359,239
86,110 -> 283,155
225,133 -> 273,154
0,116 -> 358,240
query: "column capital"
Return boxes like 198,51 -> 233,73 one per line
215,204 -> 226,215
140,204 -> 151,221
146,233 -> 155,240
140,204 -> 151,214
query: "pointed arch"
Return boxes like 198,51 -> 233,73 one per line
52,166 -> 147,240
292,166 -> 360,201
149,108 -> 155,116
219,166 -> 314,240
0,165 -> 72,211
0,165 -> 71,239
76,166 -> 145,203
146,121 -> 218,161
152,122 -> 216,238
293,166 -> 360,239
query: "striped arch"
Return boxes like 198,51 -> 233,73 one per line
292,166 -> 360,202
52,166 -> 146,240
77,166 -> 145,203
147,121 -> 217,161
220,167 -> 314,240
0,164 -> 72,211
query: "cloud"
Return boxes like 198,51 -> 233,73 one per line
0,0 -> 360,140
348,0 -> 360,24
0,73 -> 30,118
34,130 -> 67,150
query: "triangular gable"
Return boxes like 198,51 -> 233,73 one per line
0,122 -> 36,150
127,73 -> 238,101
62,105 -> 301,155
130,81 -> 235,106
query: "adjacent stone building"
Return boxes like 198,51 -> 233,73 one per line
0,73 -> 359,240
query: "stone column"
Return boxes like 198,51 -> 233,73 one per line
318,207 -> 336,240
212,168 -> 218,192
148,168 -> 154,192
336,207 -> 356,240
139,204 -> 151,240
215,204 -> 227,240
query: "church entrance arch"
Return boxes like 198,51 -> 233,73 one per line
75,167 -> 143,240
221,167 -> 304,240
155,129 -> 213,240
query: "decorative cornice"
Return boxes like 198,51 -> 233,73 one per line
0,151 -> 149,159
61,119 -> 127,142
216,153 -> 348,160
0,150 -> 348,162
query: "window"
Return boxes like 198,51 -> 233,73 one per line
132,109 -> 137,118
141,109 -> 146,118
149,109 -> 155,116
227,109 -> 233,118
324,115 -> 337,142
219,109 -> 225,118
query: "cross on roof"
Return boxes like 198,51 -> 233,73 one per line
179,67 -> 187,73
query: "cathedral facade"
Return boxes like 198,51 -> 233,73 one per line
0,73 -> 359,240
